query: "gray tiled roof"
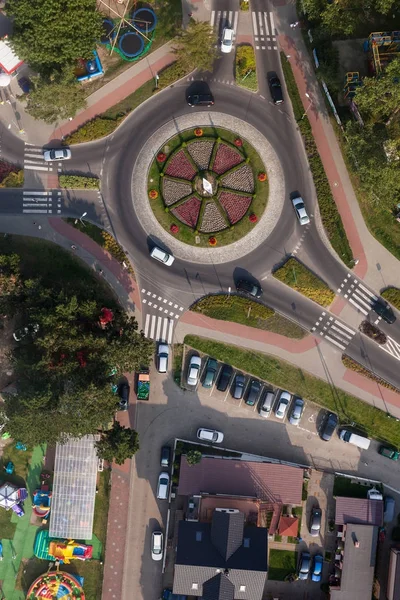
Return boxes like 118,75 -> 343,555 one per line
211,511 -> 244,561
335,497 -> 383,527
202,573 -> 235,600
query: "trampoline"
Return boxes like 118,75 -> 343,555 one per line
132,7 -> 157,34
119,31 -> 145,58
101,18 -> 115,44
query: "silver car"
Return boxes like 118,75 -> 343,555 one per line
275,391 -> 291,419
259,391 -> 275,418
151,531 -> 163,561
187,355 -> 201,386
292,195 -> 310,225
43,148 -> 71,162
157,344 -> 169,373
289,397 -> 304,426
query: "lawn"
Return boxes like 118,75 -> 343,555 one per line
191,294 -> 306,338
184,335 -> 400,446
382,287 -> 400,311
236,70 -> 258,92
273,257 -> 335,307
268,549 -> 297,581
173,343 -> 183,385
333,475 -> 380,499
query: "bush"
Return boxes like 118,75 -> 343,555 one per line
59,175 -> 100,189
273,257 -> 335,307
0,170 -> 24,188
236,45 -> 256,78
359,321 -> 387,345
158,61 -> 191,89
382,287 -> 400,311
240,0 -> 249,10
342,355 -> 399,393
65,117 -> 124,144
101,231 -> 130,266
186,450 -> 202,465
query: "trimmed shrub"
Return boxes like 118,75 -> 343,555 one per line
59,175 -> 100,189
236,45 -> 256,77
382,287 -> 400,311
273,257 -> 335,307
342,355 -> 399,393
65,117 -> 123,144
0,170 -> 24,188
158,61 -> 191,89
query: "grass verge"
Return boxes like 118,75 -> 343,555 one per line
273,257 -> 335,307
268,549 -> 297,581
185,335 -> 400,445
333,475 -> 380,498
342,355 -> 400,394
173,343 -> 183,385
382,287 -> 400,311
280,52 -> 353,267
191,294 -> 306,338
235,45 -> 257,91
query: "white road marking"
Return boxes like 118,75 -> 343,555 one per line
162,317 -> 168,342
24,165 -> 49,171
144,314 -> 150,337
349,297 -> 368,315
263,11 -> 270,36
252,11 -> 258,35
23,190 -> 49,195
150,315 -> 156,339
210,10 -> 215,27
358,282 -> 378,300
155,317 -> 162,341
167,319 -> 174,344
270,10 -> 275,34
334,320 -> 355,335
324,335 -> 345,350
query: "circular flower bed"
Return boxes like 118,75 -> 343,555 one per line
147,127 -> 268,246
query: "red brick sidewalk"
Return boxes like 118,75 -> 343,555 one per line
278,35 -> 367,280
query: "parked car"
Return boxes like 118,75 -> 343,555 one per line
150,246 -> 175,266
202,358 -> 218,388
298,552 -> 311,580
289,397 -> 304,426
221,27 -> 234,53
379,445 -> 400,461
275,391 -> 291,419
157,472 -> 170,500
186,93 -> 214,107
160,446 -> 171,468
245,379 -> 262,406
310,507 -> 322,537
187,355 -> 202,386
236,279 -> 262,298
151,531 -> 164,561
216,364 -> 233,392
291,195 -> 310,225
311,554 -> 323,582
367,487 -> 383,501
372,299 -> 396,324
157,344 -> 169,373
268,75 -> 284,104
13,323 -> 39,342
232,373 -> 246,400
118,383 -> 129,411
320,412 -> 338,441
43,148 -> 71,162
384,496 -> 395,523
197,428 -> 224,443
259,391 -> 275,418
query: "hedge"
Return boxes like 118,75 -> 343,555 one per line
381,287 -> 400,311
0,170 -> 24,188
158,61 -> 191,89
59,175 -> 100,189
342,355 -> 400,394
235,45 -> 257,91
273,257 -> 335,307
65,117 -> 123,145
280,52 -> 354,267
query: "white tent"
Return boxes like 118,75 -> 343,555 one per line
0,481 -> 19,510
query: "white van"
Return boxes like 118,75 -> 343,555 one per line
339,429 -> 371,450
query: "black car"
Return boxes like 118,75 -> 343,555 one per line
232,373 -> 246,400
320,412 -> 338,441
372,299 -> 396,324
268,75 -> 284,105
187,93 -> 214,107
245,379 -> 262,406
160,446 -> 171,468
118,383 -> 130,411
17,77 -> 31,94
236,279 -> 263,298
217,364 -> 233,392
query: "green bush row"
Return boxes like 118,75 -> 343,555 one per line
280,52 -> 354,267
273,257 -> 335,307
158,61 -> 192,90
0,170 -> 24,188
59,175 -> 100,189
65,117 -> 123,145
342,354 -> 399,394
381,287 -> 400,311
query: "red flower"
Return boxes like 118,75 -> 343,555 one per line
157,152 -> 166,162
149,189 -> 158,199
170,223 -> 179,234
258,172 -> 267,182
194,128 -> 203,137
234,138 -> 243,147
249,213 -> 258,223
209,236 -> 217,246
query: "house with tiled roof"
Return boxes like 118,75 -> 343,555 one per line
173,509 -> 268,600
335,497 -> 383,527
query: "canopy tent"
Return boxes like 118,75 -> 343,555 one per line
0,482 -> 19,510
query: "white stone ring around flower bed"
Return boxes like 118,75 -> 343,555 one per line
131,112 -> 285,264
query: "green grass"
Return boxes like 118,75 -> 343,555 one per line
191,294 -> 306,338
268,549 -> 297,581
173,343 -> 183,385
148,127 -> 268,247
273,257 -> 335,307
333,475 -> 379,498
382,287 -> 400,311
93,470 -> 111,553
185,335 -> 400,446
59,175 -> 99,189
103,79 -> 156,120
236,70 -> 258,91
280,53 -> 353,267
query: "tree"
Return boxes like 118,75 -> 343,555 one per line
26,69 -> 87,123
96,422 -> 140,465
173,21 -> 218,72
6,0 -> 103,75
186,450 -> 202,465
354,57 -> 400,123
0,254 -> 21,313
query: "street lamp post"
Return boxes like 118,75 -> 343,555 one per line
75,211 -> 87,227
301,93 -> 312,120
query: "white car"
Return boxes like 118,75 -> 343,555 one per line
221,28 -> 234,53
156,472 -> 170,500
187,355 -> 201,386
291,195 -> 310,225
275,391 -> 291,419
197,428 -> 224,443
151,531 -> 164,561
43,148 -> 71,162
150,246 -> 175,267
157,343 -> 169,373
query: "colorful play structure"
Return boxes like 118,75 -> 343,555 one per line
0,481 -> 28,517
75,49 -> 104,82
33,487 -> 52,519
364,31 -> 400,75
27,568 -> 85,600
34,529 -> 93,564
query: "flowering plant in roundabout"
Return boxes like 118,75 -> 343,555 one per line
147,127 -> 268,247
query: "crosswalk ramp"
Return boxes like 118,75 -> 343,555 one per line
251,11 -> 277,51
381,336 -> 400,362
337,274 -> 378,317
144,314 -> 174,343
311,312 -> 356,351
210,10 -> 239,35
22,190 -> 62,214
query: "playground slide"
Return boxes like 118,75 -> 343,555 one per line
48,540 -> 93,563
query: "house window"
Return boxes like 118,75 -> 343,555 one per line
239,585 -> 246,592
192,583 -> 199,590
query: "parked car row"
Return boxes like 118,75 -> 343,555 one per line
298,552 -> 324,582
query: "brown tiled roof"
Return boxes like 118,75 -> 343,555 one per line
178,457 -> 303,504
335,497 -> 383,527
278,516 -> 299,537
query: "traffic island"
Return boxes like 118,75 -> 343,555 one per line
272,257 -> 335,307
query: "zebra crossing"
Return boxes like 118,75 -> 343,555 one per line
22,190 -> 62,214
311,312 -> 356,352
144,314 -> 175,344
141,288 -> 185,342
24,144 -> 53,172
210,10 -> 239,35
251,11 -> 277,51
337,274 -> 378,318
